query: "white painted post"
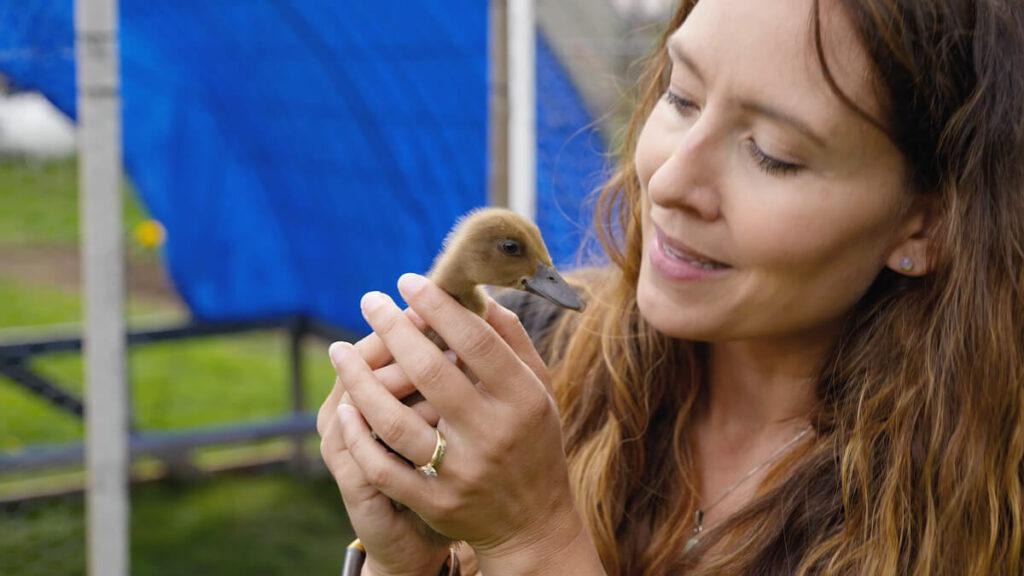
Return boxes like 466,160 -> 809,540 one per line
507,0 -> 536,221
74,0 -> 129,574
488,0 -> 509,208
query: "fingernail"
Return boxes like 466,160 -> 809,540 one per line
360,291 -> 390,313
397,273 -> 427,296
328,341 -> 351,367
337,403 -> 356,423
443,350 -> 458,364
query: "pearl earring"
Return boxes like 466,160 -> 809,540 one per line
899,257 -> 914,272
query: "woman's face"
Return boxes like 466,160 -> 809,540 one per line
635,0 -> 918,343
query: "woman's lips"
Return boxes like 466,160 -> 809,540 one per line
649,225 -> 731,281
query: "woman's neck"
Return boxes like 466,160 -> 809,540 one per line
686,335 -> 828,534
697,333 -> 832,436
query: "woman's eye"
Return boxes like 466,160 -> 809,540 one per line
746,140 -> 803,177
663,91 -> 697,115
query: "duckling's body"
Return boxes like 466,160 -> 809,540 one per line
426,207 -> 584,317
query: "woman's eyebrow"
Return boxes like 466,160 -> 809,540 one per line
668,40 -> 828,148
739,100 -> 827,147
668,40 -> 705,83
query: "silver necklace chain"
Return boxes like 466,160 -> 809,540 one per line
685,424 -> 813,552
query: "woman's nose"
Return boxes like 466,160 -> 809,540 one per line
646,119 -> 722,222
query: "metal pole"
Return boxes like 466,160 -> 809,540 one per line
75,0 -> 128,574
288,318 -> 308,472
488,0 -> 509,208
507,0 -> 536,220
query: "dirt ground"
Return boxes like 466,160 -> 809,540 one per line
0,244 -> 182,309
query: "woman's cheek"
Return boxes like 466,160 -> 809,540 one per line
634,110 -> 669,193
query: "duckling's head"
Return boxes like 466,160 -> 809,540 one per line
428,207 -> 584,313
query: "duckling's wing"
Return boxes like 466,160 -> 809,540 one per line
494,288 -> 569,360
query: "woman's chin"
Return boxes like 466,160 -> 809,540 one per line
636,275 -> 722,342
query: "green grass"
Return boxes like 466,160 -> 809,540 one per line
0,158 -> 148,247
0,275 -> 337,449
0,157 -> 359,574
0,275 -> 166,329
0,276 -> 84,328
0,474 -> 356,576
1,325 -> 337,448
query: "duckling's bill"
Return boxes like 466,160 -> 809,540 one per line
523,263 -> 585,311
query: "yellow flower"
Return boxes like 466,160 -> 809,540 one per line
134,219 -> 166,248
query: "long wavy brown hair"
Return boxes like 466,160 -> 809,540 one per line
545,0 -> 1024,574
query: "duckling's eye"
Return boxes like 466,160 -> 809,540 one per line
500,239 -> 523,257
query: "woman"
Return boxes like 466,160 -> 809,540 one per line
318,0 -> 1024,573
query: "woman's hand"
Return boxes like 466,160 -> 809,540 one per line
318,324 -> 451,576
332,273 -> 603,574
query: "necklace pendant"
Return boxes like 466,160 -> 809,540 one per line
682,425 -> 813,556
685,508 -> 704,553
685,536 -> 699,553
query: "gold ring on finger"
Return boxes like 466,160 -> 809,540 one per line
417,428 -> 446,478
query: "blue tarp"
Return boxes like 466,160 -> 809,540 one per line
0,1 -> 605,334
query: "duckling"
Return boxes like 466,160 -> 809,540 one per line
372,208 -> 584,548
343,212 -> 582,571
426,206 -> 584,318
402,206 -> 583,385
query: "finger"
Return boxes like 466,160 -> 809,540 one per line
317,375 -> 346,437
321,406 -> 404,532
373,362 -> 443,423
320,394 -> 361,489
342,338 -> 443,410
408,397 -> 441,425
350,307 -> 429,370
336,402 -> 435,505
337,333 -> 446,469
331,342 -> 428,413
359,289 -> 478,423
318,342 -> 353,436
484,298 -> 553,394
335,347 -> 442,425
319,410 -> 349,480
372,362 -> 418,402
396,273 -> 534,403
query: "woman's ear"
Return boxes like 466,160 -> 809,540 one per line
884,197 -> 936,277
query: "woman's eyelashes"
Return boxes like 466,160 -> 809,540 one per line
664,90 -> 697,115
662,90 -> 805,177
746,139 -> 803,176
